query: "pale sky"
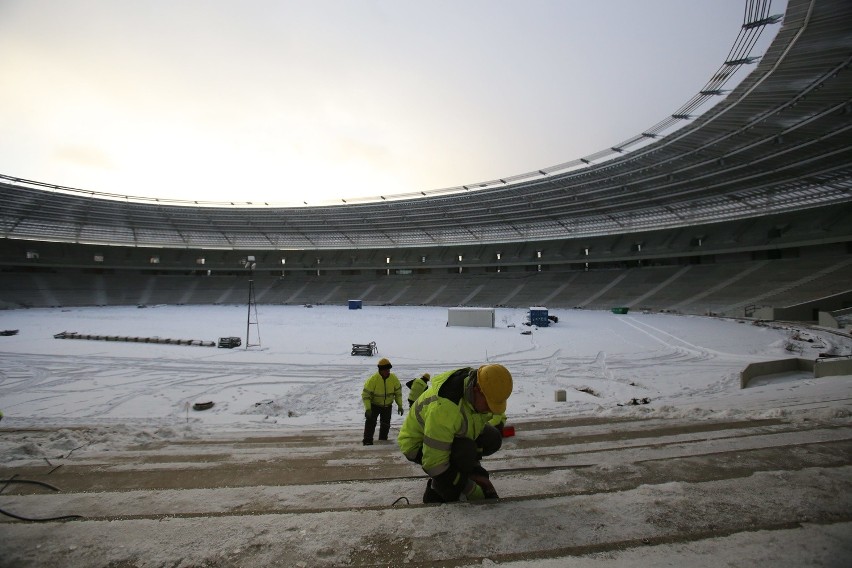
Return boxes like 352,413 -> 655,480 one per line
0,1 -> 785,205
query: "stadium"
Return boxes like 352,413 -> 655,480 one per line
1,1 -> 850,320
1,0 -> 851,566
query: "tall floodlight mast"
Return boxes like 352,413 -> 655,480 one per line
244,256 -> 261,349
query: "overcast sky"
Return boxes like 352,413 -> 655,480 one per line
0,0 -> 786,205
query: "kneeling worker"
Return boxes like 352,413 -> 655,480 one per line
406,373 -> 430,408
397,364 -> 512,503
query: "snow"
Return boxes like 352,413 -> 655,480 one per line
3,304 -> 847,429
1,304 -> 851,567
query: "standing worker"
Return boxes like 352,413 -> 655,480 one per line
362,358 -> 403,445
406,373 -> 430,408
398,364 -> 513,503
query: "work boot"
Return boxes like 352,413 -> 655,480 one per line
422,479 -> 445,504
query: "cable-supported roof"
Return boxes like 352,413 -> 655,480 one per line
1,0 -> 850,250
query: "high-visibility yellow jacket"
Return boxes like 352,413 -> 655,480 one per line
407,377 -> 429,404
398,368 -> 491,489
362,372 -> 402,411
487,412 -> 506,428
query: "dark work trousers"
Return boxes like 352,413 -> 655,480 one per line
412,424 -> 502,503
363,405 -> 393,443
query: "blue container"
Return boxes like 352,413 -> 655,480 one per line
529,307 -> 549,327
348,300 -> 363,310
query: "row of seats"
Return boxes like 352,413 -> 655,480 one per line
2,254 -> 849,318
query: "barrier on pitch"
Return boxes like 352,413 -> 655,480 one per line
447,307 -> 495,328
53,331 -> 215,347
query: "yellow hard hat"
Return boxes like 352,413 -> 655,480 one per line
477,364 -> 512,414
377,358 -> 392,369
422,373 -> 430,380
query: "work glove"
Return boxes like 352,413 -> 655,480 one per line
364,409 -> 373,419
397,406 -> 403,416
469,472 -> 498,500
472,465 -> 489,478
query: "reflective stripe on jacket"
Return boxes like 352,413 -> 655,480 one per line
362,372 -> 402,411
397,368 -> 490,478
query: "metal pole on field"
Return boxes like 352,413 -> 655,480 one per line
245,256 -> 261,349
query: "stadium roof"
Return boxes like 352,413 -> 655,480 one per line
1,0 -> 850,250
